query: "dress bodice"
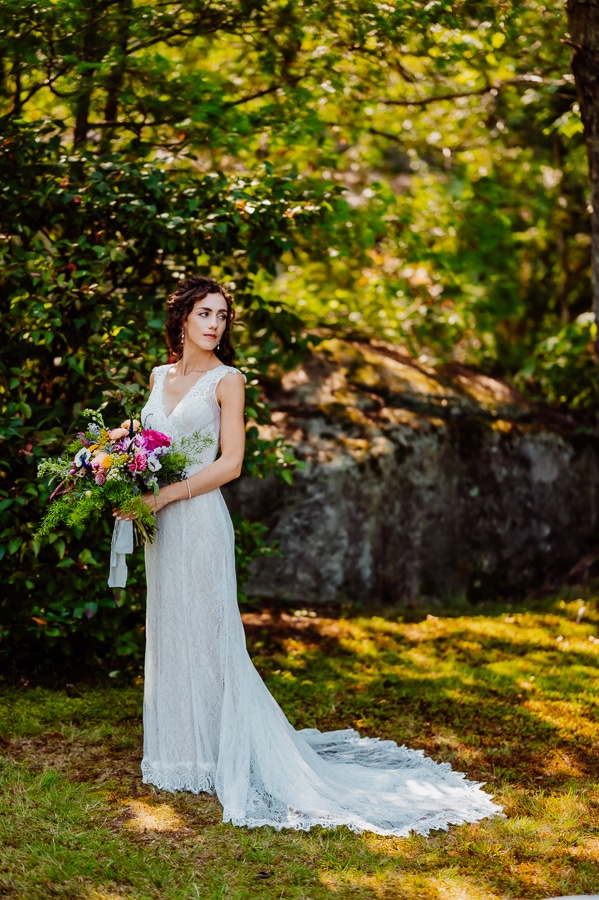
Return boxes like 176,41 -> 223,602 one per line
141,364 -> 245,475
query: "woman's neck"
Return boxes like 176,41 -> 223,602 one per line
177,350 -> 219,377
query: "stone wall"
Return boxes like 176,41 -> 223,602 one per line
224,338 -> 599,604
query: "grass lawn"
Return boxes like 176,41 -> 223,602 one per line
1,589 -> 598,899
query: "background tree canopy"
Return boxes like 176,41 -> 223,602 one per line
0,0 -> 595,669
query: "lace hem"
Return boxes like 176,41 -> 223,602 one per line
141,730 -> 503,837
222,783 -> 502,836
141,761 -> 216,796
224,803 -> 502,837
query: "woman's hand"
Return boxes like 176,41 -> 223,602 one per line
139,490 -> 169,515
113,508 -> 136,521
113,490 -> 162,521
113,482 -> 184,521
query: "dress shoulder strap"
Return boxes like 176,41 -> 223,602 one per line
186,365 -> 246,411
195,366 -> 246,412
212,366 -> 247,385
151,363 -> 170,385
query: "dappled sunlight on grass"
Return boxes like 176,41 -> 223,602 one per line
123,799 -> 188,833
355,787 -> 599,899
1,590 -> 598,898
525,697 -> 598,740
319,868 -> 475,899
255,594 -> 599,798
568,835 -> 599,861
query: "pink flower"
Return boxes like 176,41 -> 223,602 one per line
94,470 -> 107,485
91,450 -> 109,468
140,429 -> 171,451
108,427 -> 129,440
129,453 -> 148,473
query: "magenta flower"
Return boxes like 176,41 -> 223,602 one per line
139,429 -> 171,451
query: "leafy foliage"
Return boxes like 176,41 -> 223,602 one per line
517,312 -> 598,410
0,0 -> 595,667
0,115 -> 344,667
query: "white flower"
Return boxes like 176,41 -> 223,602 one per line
85,490 -> 92,498
74,447 -> 92,468
147,454 -> 162,472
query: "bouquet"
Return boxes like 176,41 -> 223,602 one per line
36,409 -> 214,545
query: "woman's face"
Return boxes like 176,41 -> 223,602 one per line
183,293 -> 228,352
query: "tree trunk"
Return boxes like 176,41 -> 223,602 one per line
73,0 -> 102,149
100,0 -> 132,152
566,0 -> 599,403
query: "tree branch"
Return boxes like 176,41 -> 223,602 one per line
16,64 -> 74,110
379,75 -> 569,108
222,75 -> 304,109
368,127 -> 403,144
367,127 -> 491,155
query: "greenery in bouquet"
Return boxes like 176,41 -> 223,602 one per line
35,410 -> 214,544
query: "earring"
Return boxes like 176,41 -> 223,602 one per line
217,342 -> 220,350
181,330 -> 185,343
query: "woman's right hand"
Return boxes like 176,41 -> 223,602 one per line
113,509 -> 137,521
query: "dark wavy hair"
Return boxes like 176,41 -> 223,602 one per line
165,275 -> 236,366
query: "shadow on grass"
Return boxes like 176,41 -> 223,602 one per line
0,746 -> 597,900
244,597 -> 599,793
0,591 -> 598,899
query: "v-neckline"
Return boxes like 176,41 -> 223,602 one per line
160,365 -> 225,419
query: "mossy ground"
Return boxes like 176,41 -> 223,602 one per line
1,589 -> 598,899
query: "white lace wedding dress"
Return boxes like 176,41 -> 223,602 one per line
140,364 -> 501,835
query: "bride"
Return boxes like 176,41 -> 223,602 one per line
133,274 -> 501,835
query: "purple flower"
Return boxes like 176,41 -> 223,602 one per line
111,438 -> 131,453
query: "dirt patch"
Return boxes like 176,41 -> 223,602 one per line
4,732 -> 141,788
242,607 -> 348,655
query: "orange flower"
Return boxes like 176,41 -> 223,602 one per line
102,455 -> 113,469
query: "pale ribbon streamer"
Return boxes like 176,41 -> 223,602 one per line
108,518 -> 134,588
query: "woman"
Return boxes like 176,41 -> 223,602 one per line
134,274 -> 501,835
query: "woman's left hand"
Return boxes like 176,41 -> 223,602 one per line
139,490 -> 169,515
113,488 -> 169,521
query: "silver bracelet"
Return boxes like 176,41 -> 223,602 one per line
185,478 -> 192,500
